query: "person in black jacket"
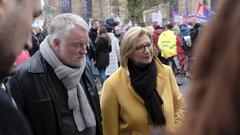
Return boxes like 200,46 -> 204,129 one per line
0,0 -> 41,135
89,19 -> 100,45
7,13 -> 103,135
28,28 -> 40,56
94,26 -> 112,85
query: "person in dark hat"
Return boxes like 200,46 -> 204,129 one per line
105,18 -> 119,33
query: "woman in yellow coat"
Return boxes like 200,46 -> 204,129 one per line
100,27 -> 185,135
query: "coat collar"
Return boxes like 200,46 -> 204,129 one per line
29,51 -> 46,73
122,57 -> 169,103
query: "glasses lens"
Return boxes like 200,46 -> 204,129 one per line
135,43 -> 152,52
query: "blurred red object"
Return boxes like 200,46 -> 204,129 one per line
16,50 -> 30,66
152,21 -> 158,28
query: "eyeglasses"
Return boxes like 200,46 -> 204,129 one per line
135,43 -> 153,53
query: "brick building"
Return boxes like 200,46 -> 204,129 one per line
42,0 -> 128,23
42,0 -> 219,26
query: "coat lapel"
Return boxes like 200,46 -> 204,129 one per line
155,58 -> 169,96
127,83 -> 144,103
121,67 -> 144,104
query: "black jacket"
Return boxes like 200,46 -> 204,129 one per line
94,37 -> 112,68
7,52 -> 103,135
89,28 -> 98,44
28,35 -> 40,56
0,89 -> 32,135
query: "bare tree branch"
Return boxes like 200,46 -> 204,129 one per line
125,0 -> 166,24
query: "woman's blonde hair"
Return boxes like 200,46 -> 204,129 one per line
120,27 -> 152,67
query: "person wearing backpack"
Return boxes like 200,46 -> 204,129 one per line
179,24 -> 192,57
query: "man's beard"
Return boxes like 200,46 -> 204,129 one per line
7,63 -> 18,76
0,63 -> 17,81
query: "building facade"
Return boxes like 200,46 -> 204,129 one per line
42,0 -> 220,27
42,0 -> 128,23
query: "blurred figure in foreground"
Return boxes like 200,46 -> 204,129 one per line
0,0 -> 41,134
179,0 -> 240,135
101,27 -> 184,135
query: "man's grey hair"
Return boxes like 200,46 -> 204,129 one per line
48,13 -> 89,44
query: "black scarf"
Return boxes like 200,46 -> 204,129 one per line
128,59 -> 166,126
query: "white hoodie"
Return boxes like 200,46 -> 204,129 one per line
106,33 -> 120,76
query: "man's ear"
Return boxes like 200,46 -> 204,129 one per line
53,38 -> 61,51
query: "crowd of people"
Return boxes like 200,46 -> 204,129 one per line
0,0 -> 240,135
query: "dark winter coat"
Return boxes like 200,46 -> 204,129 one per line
0,88 -> 33,135
28,35 -> 40,56
94,37 -> 111,68
7,52 -> 103,135
89,28 -> 98,44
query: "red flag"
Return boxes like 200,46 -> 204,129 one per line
196,2 -> 202,15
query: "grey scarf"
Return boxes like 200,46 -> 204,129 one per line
40,37 -> 96,133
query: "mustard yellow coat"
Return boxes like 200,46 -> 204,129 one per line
100,58 -> 185,135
